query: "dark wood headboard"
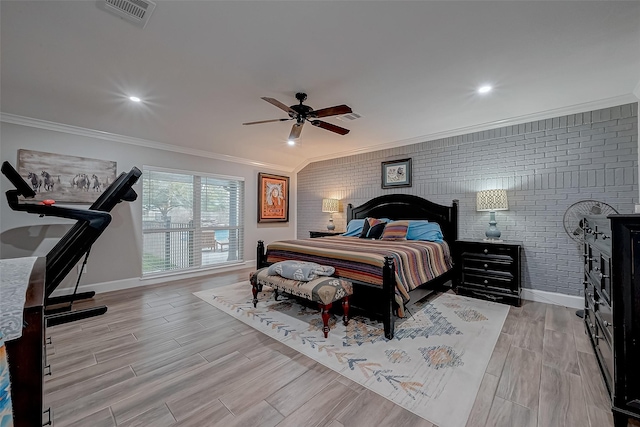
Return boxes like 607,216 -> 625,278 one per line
346,194 -> 458,244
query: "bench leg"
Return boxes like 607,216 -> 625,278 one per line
342,296 -> 350,326
251,280 -> 259,308
274,289 -> 279,301
319,302 -> 333,338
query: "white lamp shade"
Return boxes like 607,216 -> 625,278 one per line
322,198 -> 340,213
477,189 -> 508,211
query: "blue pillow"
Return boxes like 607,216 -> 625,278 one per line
342,219 -> 365,237
406,221 -> 443,242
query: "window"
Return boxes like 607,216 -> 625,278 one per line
142,167 -> 244,276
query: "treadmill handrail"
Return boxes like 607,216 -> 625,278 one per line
5,189 -> 112,229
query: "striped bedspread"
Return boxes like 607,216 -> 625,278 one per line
266,236 -> 452,304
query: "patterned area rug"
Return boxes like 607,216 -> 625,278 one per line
194,282 -> 509,427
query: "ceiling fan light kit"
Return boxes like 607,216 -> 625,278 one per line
243,92 -> 352,140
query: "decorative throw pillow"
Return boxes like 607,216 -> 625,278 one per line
267,260 -> 335,281
342,219 -> 366,237
367,222 -> 387,239
380,220 -> 410,240
359,217 -> 384,238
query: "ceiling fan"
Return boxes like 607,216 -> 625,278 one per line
243,92 -> 352,141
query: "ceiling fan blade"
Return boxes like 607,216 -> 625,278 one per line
261,97 -> 296,115
242,118 -> 291,125
310,120 -> 350,135
312,104 -> 352,118
289,122 -> 304,140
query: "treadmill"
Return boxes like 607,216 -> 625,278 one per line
1,161 -> 141,326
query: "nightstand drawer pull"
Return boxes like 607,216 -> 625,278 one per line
483,249 -> 488,254
483,264 -> 488,269
483,279 -> 488,284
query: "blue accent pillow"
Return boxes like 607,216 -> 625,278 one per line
342,219 -> 365,237
406,221 -> 443,242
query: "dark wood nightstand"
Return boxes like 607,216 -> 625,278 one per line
309,230 -> 344,238
454,239 -> 522,306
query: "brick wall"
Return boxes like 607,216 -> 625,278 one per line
297,103 -> 638,295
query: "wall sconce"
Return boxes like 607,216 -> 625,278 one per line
321,198 -> 340,231
476,189 -> 509,241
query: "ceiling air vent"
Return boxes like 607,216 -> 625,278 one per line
96,0 -> 156,29
335,112 -> 362,122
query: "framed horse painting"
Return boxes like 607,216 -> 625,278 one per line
17,149 -> 117,203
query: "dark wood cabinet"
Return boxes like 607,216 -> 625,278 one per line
454,239 -> 522,306
585,214 -> 640,426
309,230 -> 344,238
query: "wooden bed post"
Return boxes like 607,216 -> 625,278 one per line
451,199 -> 459,241
257,240 -> 265,269
383,256 -> 395,340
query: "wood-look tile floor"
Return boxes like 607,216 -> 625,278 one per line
44,268 -> 638,427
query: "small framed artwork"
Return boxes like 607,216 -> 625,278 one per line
381,158 -> 412,189
258,172 -> 289,223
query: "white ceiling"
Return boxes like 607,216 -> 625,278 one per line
2,1 -> 639,171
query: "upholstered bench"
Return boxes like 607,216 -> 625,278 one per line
250,267 -> 353,338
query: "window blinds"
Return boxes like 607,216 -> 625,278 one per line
142,167 -> 244,276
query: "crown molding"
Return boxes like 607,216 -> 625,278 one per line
296,94 -> 639,171
0,112 -> 292,172
4,92 -> 637,176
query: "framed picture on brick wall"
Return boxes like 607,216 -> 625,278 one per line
381,158 -> 412,189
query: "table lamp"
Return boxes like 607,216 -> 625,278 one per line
321,198 -> 340,231
476,189 -> 508,240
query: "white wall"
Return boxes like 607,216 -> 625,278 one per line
0,121 -> 296,292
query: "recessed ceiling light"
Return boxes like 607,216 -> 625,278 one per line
129,96 -> 141,103
287,139 -> 295,146
477,85 -> 492,94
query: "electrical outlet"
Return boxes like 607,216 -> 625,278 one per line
635,204 -> 640,214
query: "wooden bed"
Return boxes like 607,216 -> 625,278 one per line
257,194 -> 459,339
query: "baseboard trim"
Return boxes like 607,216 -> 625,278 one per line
521,288 -> 583,309
51,260 -> 255,297
50,264 -> 584,309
